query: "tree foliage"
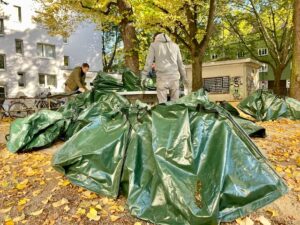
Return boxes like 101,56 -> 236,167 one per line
225,0 -> 294,94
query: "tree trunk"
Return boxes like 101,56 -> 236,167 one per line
291,0 -> 300,100
273,68 -> 284,95
191,55 -> 203,91
117,0 -> 139,74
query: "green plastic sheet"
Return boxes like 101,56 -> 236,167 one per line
238,90 -> 300,121
121,92 -> 287,224
51,90 -> 287,225
7,110 -> 65,153
60,90 -> 129,139
93,71 -> 124,91
52,112 -> 130,198
122,70 -> 143,91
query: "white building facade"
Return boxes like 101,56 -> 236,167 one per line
0,0 -> 103,98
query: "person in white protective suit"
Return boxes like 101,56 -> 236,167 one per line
142,33 -> 189,103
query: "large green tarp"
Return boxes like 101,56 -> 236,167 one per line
7,110 -> 65,153
238,89 -> 300,121
52,112 -> 130,198
51,90 -> 287,225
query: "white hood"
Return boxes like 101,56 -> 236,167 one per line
155,33 -> 172,43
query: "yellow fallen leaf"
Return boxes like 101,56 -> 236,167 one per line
42,195 -> 52,205
13,213 -> 25,222
236,217 -> 254,225
1,181 -> 9,188
118,206 -> 125,212
110,215 -> 120,222
134,223 -> 142,225
24,168 -> 38,177
16,179 -> 29,190
18,198 -> 30,206
95,204 -> 102,210
296,156 -> 300,167
275,166 -> 283,172
52,198 -> 69,208
87,207 -> 100,221
4,219 -> 14,225
29,209 -> 43,216
0,207 -> 12,214
257,216 -> 271,225
32,190 -> 42,197
64,205 -> 70,212
76,208 -> 86,215
265,208 -> 278,217
39,180 -> 45,185
58,180 -> 70,186
82,191 -> 97,199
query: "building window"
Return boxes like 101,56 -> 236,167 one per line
37,43 -> 56,58
237,51 -> 245,59
0,54 -> 5,69
0,18 -> 4,34
18,72 -> 25,87
15,39 -> 24,54
64,56 -> 69,67
39,74 -> 57,87
258,48 -> 268,56
13,6 -> 22,22
203,76 -> 230,94
259,63 -> 268,72
211,53 -> 218,60
63,37 -> 68,44
0,86 -> 5,100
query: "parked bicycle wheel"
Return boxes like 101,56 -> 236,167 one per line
36,99 -> 49,110
9,102 -> 28,118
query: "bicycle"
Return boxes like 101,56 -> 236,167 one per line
0,98 -> 10,120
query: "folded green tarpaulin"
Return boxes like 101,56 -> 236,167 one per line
60,90 -> 129,139
93,71 -> 124,91
122,70 -> 143,91
52,112 -> 130,198
52,90 -> 287,225
7,110 -> 65,153
219,101 -> 266,138
238,89 -> 300,121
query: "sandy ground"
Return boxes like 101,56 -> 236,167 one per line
0,117 -> 299,225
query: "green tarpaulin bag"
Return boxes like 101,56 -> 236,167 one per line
219,101 -> 266,138
122,70 -> 143,91
238,89 -> 300,121
52,112 -> 130,198
61,90 -> 130,139
7,110 -> 65,153
92,71 -> 124,91
121,94 -> 287,225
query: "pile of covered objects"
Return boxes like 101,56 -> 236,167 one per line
93,69 -> 156,91
237,89 -> 300,121
7,72 -> 300,224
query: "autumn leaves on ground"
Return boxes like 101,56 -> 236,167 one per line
0,118 -> 300,225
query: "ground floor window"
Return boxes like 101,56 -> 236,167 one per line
0,54 -> 6,69
204,76 -> 230,94
39,73 -> 57,88
18,72 -> 25,87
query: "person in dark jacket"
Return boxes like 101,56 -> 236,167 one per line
65,63 -> 89,93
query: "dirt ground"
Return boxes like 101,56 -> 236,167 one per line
0,117 -> 299,225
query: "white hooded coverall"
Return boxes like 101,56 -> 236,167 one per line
142,34 -> 188,103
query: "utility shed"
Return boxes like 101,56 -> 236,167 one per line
186,58 -> 262,102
